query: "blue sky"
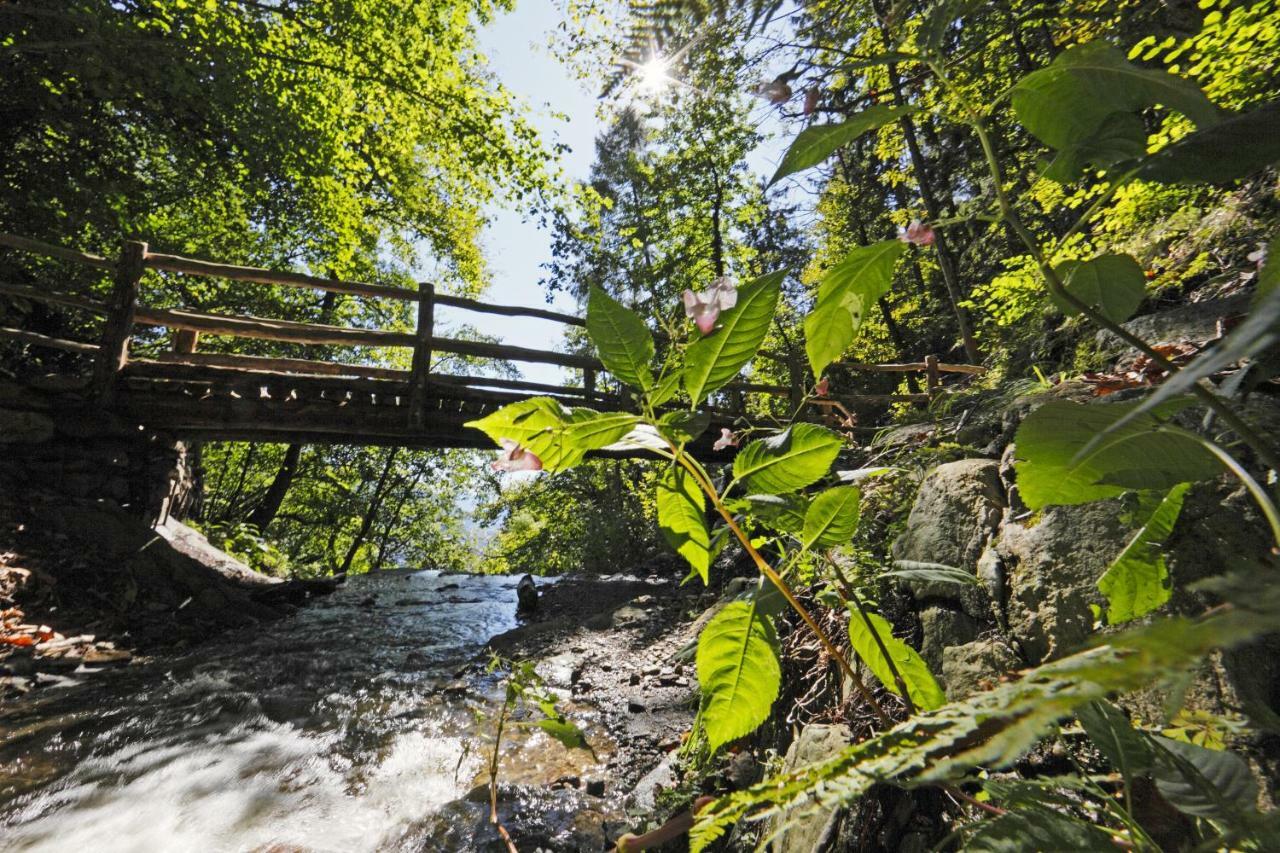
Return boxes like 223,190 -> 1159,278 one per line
461,2 -> 795,386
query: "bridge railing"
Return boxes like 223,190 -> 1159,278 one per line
0,233 -> 985,430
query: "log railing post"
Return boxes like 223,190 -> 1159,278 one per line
93,240 -> 147,405
583,367 -> 596,403
174,328 -> 200,355
924,354 -> 941,400
408,281 -> 435,429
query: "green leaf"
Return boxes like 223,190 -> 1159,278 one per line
1137,100 -> 1280,184
848,609 -> 945,711
658,410 -> 710,445
1052,253 -> 1146,323
586,287 -> 654,390
1012,41 -> 1218,153
657,464 -> 711,584
964,806 -> 1119,852
1153,736 -> 1259,819
535,716 -> 596,758
1040,111 -> 1148,183
1097,483 -> 1189,624
732,424 -> 843,495
800,486 -> 861,550
684,270 -> 783,405
744,493 -> 810,535
883,561 -> 982,588
804,240 -> 906,377
696,599 -> 781,751
649,369 -> 684,407
1077,700 -> 1155,779
768,105 -> 917,186
1013,399 -> 1220,509
465,397 -> 638,471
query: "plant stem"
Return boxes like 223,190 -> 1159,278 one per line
487,696 -> 518,853
672,447 -> 892,726
969,117 -> 1280,477
826,555 -> 917,715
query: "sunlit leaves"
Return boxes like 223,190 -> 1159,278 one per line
1136,100 -> 1280,185
657,464 -> 711,584
1012,42 -> 1218,159
732,424 -> 843,495
696,598 -> 781,752
587,287 -> 654,390
804,240 -> 906,378
1013,400 -> 1219,509
768,105 -> 917,186
848,610 -> 945,711
684,270 -> 783,405
1052,253 -> 1147,324
1096,484 -> 1189,624
465,398 -> 637,472
800,486 -> 861,550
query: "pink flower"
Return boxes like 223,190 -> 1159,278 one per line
803,87 -> 820,116
492,439 -> 542,472
898,220 -> 935,247
815,377 -> 829,397
682,276 -> 738,336
712,428 -> 739,452
1247,243 -> 1267,269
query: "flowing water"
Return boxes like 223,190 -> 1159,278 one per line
0,570 -> 601,852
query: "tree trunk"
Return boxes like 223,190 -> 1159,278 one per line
246,443 -> 303,531
373,471 -> 421,571
339,447 -> 399,574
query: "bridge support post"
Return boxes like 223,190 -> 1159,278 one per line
409,281 -> 435,429
583,367 -> 596,403
924,354 -> 941,400
93,240 -> 147,406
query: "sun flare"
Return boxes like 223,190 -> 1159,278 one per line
637,56 -> 670,94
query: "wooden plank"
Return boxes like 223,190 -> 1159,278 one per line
409,282 -> 434,429
139,351 -> 407,380
831,360 -> 986,375
93,240 -> 146,405
0,281 -> 109,315
431,373 -> 596,399
433,292 -> 585,326
134,305 -> 415,348
0,233 -> 115,271
432,336 -> 601,370
173,328 -> 200,354
0,326 -> 100,354
143,252 -> 420,302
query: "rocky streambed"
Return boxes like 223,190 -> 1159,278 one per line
0,565 -> 716,852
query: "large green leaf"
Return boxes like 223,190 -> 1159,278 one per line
848,609 -> 945,711
684,270 -> 783,405
800,486 -> 861,550
1097,484 -> 1189,624
1052,253 -> 1146,323
1040,111 -> 1147,183
696,599 -> 781,751
657,410 -> 710,446
1013,399 -> 1220,509
1153,736 -> 1259,820
964,805 -> 1119,852
743,493 -> 810,535
465,398 -> 638,472
804,240 -> 906,377
586,287 -> 654,390
732,424 -> 843,495
768,105 -> 917,186
691,584 -> 1280,851
1012,41 -> 1218,153
1077,700 -> 1156,780
657,464 -> 711,584
1137,99 -> 1280,185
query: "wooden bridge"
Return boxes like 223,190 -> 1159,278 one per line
0,234 -> 984,456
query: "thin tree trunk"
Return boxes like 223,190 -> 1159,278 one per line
339,447 -> 399,574
373,471 -> 421,571
246,443 -> 302,530
222,442 -> 258,521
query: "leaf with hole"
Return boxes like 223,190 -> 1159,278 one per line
684,270 -> 783,405
804,240 -> 906,377
1097,483 -> 1188,624
733,424 -> 843,495
586,287 -> 654,390
1013,400 -> 1219,509
657,464 -> 711,585
696,598 -> 781,752
800,486 -> 861,550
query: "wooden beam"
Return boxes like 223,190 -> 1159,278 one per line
93,240 -> 146,405
136,352 -> 407,380
434,292 -> 584,326
0,281 -> 109,315
431,336 -> 601,370
143,251 -> 420,302
0,232 -> 115,271
134,305 -> 415,348
409,282 -> 434,429
831,360 -> 986,375
0,326 -> 100,354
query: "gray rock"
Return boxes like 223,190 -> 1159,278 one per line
997,499 -> 1128,664
1095,293 -> 1251,352
942,639 -> 1022,700
918,606 -> 978,673
769,724 -> 853,853
0,409 -> 55,443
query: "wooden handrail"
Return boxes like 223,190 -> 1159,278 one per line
0,233 -> 115,271
433,293 -> 585,327
0,281 -> 110,315
0,326 -> 100,354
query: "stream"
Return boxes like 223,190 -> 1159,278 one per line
0,570 -> 602,852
